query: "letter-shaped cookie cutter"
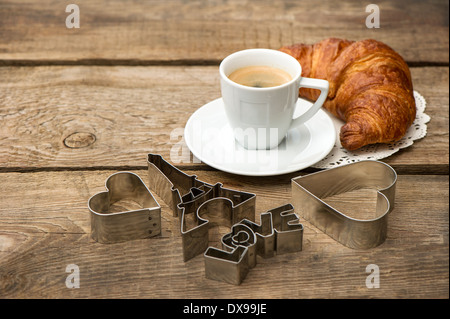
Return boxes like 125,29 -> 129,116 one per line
291,160 -> 397,249
147,154 -> 256,261
204,203 -> 303,285
88,172 -> 162,244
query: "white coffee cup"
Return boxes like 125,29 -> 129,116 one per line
219,48 -> 329,150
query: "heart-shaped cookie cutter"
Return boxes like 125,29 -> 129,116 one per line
291,160 -> 397,249
88,172 -> 162,244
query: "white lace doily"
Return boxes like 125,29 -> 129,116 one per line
312,91 -> 429,169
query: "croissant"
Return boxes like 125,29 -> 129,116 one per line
280,38 -> 416,151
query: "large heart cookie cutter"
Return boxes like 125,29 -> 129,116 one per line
291,160 -> 397,249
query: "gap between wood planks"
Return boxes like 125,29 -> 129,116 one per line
0,59 -> 448,67
0,164 -> 448,175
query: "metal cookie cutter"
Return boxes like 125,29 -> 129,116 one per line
291,160 -> 397,249
88,155 -> 304,285
147,154 -> 256,261
204,203 -> 303,285
88,172 -> 162,244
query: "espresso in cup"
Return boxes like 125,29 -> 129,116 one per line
220,49 -> 329,150
228,65 -> 292,88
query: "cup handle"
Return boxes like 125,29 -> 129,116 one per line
291,77 -> 329,128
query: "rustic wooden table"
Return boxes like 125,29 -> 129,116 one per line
0,0 -> 448,299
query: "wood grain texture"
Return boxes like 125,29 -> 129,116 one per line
0,0 -> 448,64
0,66 -> 448,174
0,0 -> 448,301
0,170 -> 447,298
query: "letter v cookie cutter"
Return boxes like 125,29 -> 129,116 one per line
291,160 -> 397,249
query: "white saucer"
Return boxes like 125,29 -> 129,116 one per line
184,98 -> 336,176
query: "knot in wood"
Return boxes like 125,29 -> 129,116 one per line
63,132 -> 96,148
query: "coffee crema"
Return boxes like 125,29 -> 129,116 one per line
228,65 -> 292,88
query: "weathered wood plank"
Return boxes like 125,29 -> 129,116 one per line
0,0 -> 448,64
0,66 -> 448,174
0,170 -> 448,298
